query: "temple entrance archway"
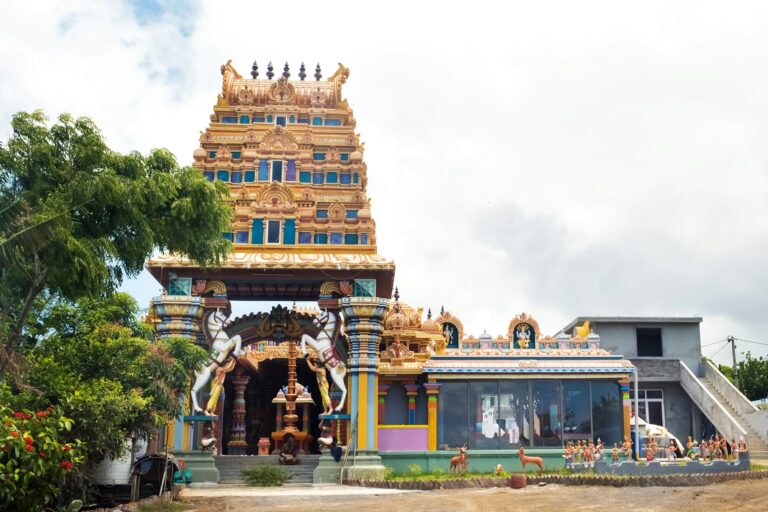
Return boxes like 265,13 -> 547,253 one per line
220,358 -> 322,455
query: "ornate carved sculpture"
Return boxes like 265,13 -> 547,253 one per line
299,311 -> 347,412
190,309 -> 244,414
307,357 -> 332,415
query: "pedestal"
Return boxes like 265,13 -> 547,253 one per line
175,450 -> 219,483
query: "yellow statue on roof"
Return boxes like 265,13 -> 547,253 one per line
575,320 -> 591,339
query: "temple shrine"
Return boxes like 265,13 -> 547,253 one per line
146,60 -> 638,481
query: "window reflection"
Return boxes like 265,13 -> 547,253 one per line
469,381 -> 499,449
438,382 -> 468,449
533,381 -> 561,446
592,381 -> 622,445
499,381 -> 530,447
562,381 -> 591,442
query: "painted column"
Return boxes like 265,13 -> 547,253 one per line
151,295 -> 204,341
341,297 -> 388,452
378,384 -> 390,425
227,371 -> 250,455
424,383 -> 441,451
404,384 -> 420,425
619,377 -> 631,442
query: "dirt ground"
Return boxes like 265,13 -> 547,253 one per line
179,478 -> 768,512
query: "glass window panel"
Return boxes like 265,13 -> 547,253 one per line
647,401 -> 664,427
258,160 -> 269,181
313,173 -> 324,185
271,160 -> 283,182
266,220 -> 280,244
312,117 -> 322,126
276,116 -> 286,127
252,117 -> 266,123
203,171 -> 214,181
346,210 -> 358,219
231,151 -> 241,160
591,381 -> 623,446
324,118 -> 342,126
230,171 -> 242,183
299,171 -> 311,183
326,172 -> 338,184
344,234 -> 358,245
353,173 -> 359,184
208,151 -> 216,159
316,210 -> 328,219
361,234 -> 368,245
298,232 -> 312,244
340,153 -> 350,161
383,383 -> 408,425
469,381 -> 499,449
438,382 -> 468,449
314,233 -> 328,244
498,381 -> 530,447
221,116 -> 237,123
297,117 -> 310,124
645,390 -> 663,399
235,231 -> 248,244
216,170 -> 229,182
562,381 -> 591,442
240,115 -> 250,124
267,115 -> 273,123
532,380 -> 561,446
244,170 -> 255,182
289,115 -> 295,123
313,152 -> 326,161
330,232 -> 342,245
286,160 -> 297,181
340,173 -> 351,185
222,232 -> 233,242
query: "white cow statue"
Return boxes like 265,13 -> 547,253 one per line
300,310 -> 347,412
191,309 -> 243,414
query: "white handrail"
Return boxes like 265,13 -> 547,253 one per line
680,360 -> 748,440
704,360 -> 760,414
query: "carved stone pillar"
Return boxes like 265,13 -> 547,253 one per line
404,383 -> 419,425
340,297 -> 388,453
151,295 -> 204,340
424,383 -> 441,451
227,370 -> 250,455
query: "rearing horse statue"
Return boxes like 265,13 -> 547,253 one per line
191,309 -> 243,414
300,310 -> 347,412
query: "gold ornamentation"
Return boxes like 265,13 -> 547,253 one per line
259,126 -> 299,152
319,281 -> 342,297
507,312 -> 541,340
257,182 -> 294,209
204,280 -> 227,296
435,310 -> 465,341
269,77 -> 295,103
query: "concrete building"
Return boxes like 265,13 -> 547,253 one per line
562,316 -> 768,458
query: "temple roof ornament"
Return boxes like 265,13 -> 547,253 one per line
421,309 -> 442,335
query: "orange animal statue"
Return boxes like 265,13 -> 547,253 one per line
450,446 -> 468,473
518,447 -> 544,473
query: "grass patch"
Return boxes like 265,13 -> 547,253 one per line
384,467 -> 572,481
137,503 -> 188,512
751,463 -> 768,471
241,465 -> 291,486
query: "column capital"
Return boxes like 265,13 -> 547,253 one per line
378,383 -> 391,394
151,295 -> 204,339
424,383 -> 441,395
404,383 -> 420,396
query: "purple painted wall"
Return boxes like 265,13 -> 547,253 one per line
378,426 -> 428,451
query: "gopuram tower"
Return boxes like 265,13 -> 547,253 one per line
147,60 -> 394,480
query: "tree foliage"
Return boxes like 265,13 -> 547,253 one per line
9,293 -> 208,464
716,352 -> 768,401
0,110 -> 232,378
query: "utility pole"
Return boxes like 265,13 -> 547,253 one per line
728,335 -> 739,390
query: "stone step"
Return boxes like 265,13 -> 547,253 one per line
215,455 -> 321,484
700,381 -> 768,450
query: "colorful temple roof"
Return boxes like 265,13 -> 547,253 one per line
146,60 -> 395,299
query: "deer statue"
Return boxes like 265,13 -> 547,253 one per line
518,447 -> 544,473
450,446 -> 468,474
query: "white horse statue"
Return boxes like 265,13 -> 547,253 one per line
300,310 -> 347,412
191,309 -> 243,414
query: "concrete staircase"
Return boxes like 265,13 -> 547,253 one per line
215,454 -> 320,484
700,379 -> 768,460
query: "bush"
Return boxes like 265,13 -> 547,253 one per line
0,402 -> 84,511
241,465 -> 290,486
408,463 -> 422,476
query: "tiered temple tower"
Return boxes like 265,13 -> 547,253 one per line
147,60 -> 395,480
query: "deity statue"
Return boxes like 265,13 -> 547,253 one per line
612,443 -> 619,464
200,424 -> 217,454
300,310 -> 347,412
191,309 -> 244,414
307,357 -> 333,415
279,434 -> 299,465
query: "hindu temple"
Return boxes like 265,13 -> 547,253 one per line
146,60 -> 640,482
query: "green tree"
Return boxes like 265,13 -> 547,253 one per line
714,354 -> 768,401
0,110 -> 232,379
9,293 -> 207,464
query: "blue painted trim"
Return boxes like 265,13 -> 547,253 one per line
183,415 -> 219,422
431,355 -> 626,361
423,367 -> 634,374
319,413 -> 351,420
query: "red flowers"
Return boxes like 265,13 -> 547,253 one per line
36,411 -> 46,418
26,445 -> 34,452
60,461 -> 74,471
62,444 -> 71,452
13,412 -> 30,420
10,431 -> 18,438
38,450 -> 47,458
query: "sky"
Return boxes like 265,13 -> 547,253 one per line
2,1 -> 768,364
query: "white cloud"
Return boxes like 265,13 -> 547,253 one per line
3,0 -> 768,362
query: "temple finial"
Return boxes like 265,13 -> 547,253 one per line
267,61 -> 274,80
427,308 -> 432,319
251,60 -> 259,79
393,287 -> 400,302
283,62 -> 290,79
314,63 -> 322,81
299,62 -> 307,81
440,305 -> 445,315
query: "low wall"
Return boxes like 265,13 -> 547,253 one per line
345,470 -> 768,490
378,425 -> 428,451
704,361 -> 759,417
380,449 -> 564,473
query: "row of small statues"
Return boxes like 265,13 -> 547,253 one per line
562,437 -> 632,466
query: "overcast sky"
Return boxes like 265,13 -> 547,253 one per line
2,1 -> 767,364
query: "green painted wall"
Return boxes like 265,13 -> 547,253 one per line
380,449 -> 565,474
